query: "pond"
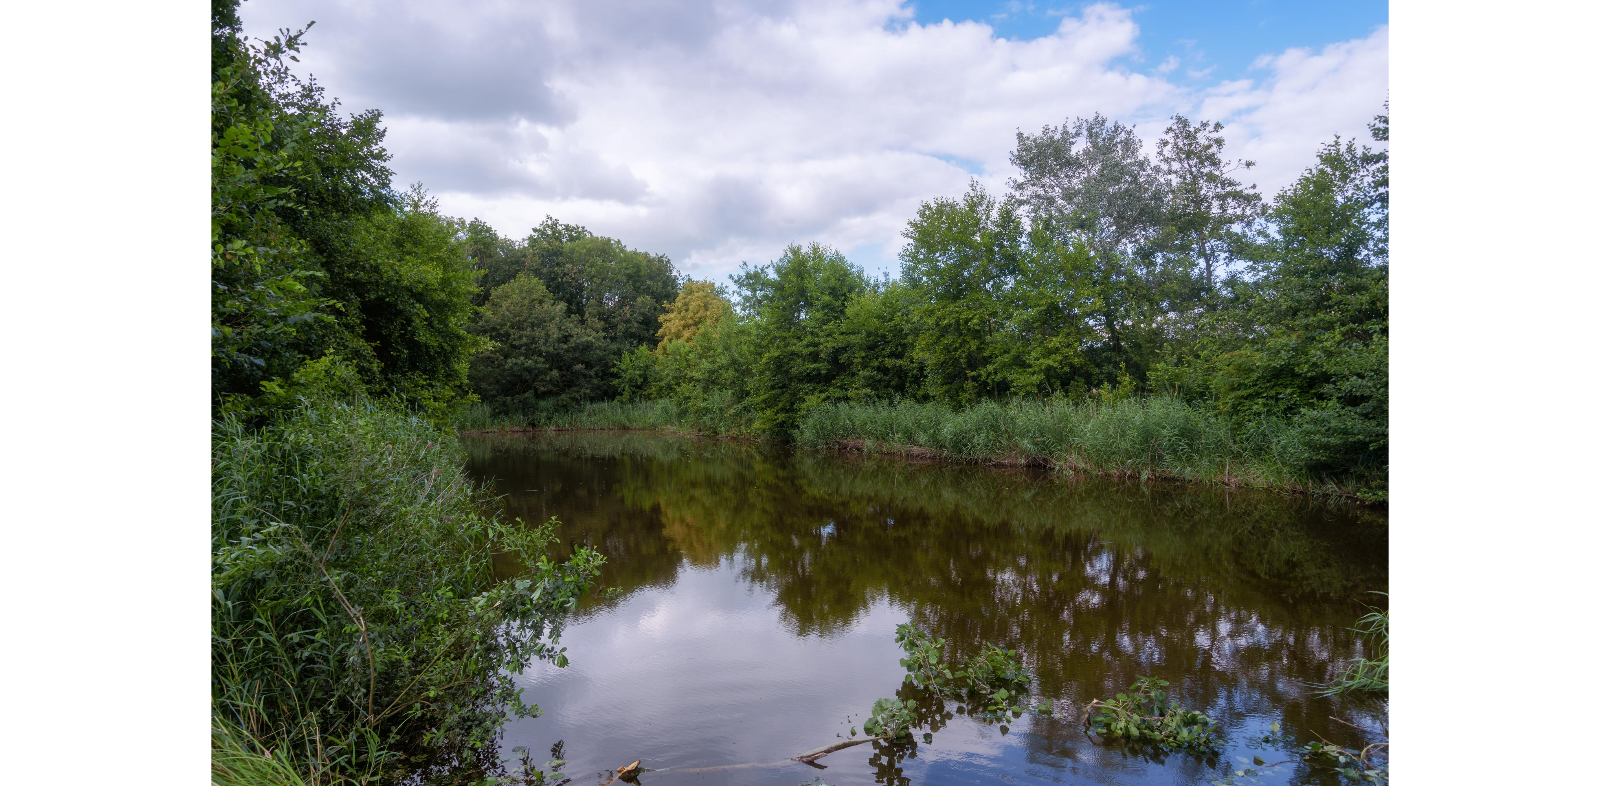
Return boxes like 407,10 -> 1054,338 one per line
462,431 -> 1388,786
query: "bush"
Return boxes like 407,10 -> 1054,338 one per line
212,401 -> 603,783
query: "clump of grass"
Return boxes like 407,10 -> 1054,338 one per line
1321,593 -> 1389,695
452,400 -> 532,432
211,716 -> 313,786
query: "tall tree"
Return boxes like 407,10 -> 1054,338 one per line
1156,115 -> 1262,298
899,182 -> 1024,404
467,273 -> 610,415
1009,114 -> 1166,378
734,243 -> 869,434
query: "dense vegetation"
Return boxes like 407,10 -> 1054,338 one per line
460,109 -> 1388,495
211,4 -> 602,782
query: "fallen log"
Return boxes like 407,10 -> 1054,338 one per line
792,736 -> 889,763
600,734 -> 894,781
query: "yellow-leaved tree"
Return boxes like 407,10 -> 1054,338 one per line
655,280 -> 732,350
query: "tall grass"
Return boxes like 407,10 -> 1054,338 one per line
793,397 -> 1343,492
1320,593 -> 1389,695
453,400 -> 530,432
459,398 -> 758,437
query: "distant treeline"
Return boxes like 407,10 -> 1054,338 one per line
212,0 -> 1386,490
463,113 -> 1388,488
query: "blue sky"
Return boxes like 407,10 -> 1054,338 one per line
912,1 -> 1389,81
240,0 -> 1390,281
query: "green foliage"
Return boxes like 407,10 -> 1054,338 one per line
891,624 -> 1032,718
862,697 -> 918,741
733,243 -> 871,435
559,109 -> 1384,491
212,401 -> 603,782
894,624 -> 952,691
1086,677 -> 1222,753
468,273 -> 611,417
952,643 -> 1032,716
211,717 -> 314,786
210,21 -> 327,405
1321,593 -> 1389,695
211,2 -> 482,419
1177,116 -> 1389,483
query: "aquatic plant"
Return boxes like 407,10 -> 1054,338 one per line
862,698 -> 918,742
1083,677 -> 1222,753
891,624 -> 1032,717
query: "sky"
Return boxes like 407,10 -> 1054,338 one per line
237,0 -> 1389,281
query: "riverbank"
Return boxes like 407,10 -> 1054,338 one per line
456,398 -> 1386,502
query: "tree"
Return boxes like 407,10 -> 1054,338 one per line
338,185 -> 485,407
1009,114 -> 1168,381
1203,110 -> 1389,477
467,273 -> 610,415
656,280 -> 732,348
1155,115 -> 1262,298
899,182 -> 1023,404
734,243 -> 869,434
211,21 -> 326,404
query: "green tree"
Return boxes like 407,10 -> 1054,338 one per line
338,185 -> 485,409
211,19 -> 327,405
734,243 -> 870,434
1009,114 -> 1169,383
831,281 -> 925,400
1155,115 -> 1262,299
898,182 -> 1023,404
467,273 -> 610,416
1203,109 -> 1389,478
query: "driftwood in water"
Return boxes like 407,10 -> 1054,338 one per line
792,736 -> 888,763
600,734 -> 891,780
599,760 -> 642,786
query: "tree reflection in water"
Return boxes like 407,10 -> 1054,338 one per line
465,431 -> 1386,786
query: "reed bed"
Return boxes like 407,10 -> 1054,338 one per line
793,397 -> 1339,493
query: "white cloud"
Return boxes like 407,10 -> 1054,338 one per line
239,1 -> 1387,279
1196,26 -> 1390,197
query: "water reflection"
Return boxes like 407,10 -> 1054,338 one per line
464,432 -> 1387,786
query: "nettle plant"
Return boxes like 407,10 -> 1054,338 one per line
1085,677 -> 1222,753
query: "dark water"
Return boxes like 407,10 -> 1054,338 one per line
462,432 -> 1387,786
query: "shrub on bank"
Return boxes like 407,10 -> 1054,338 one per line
212,401 -> 603,783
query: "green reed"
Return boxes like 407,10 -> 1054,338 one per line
1320,593 -> 1389,695
791,397 -> 1348,492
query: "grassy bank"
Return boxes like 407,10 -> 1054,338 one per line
213,400 -> 603,784
800,398 -> 1378,496
474,397 -> 1382,499
455,398 -> 757,437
